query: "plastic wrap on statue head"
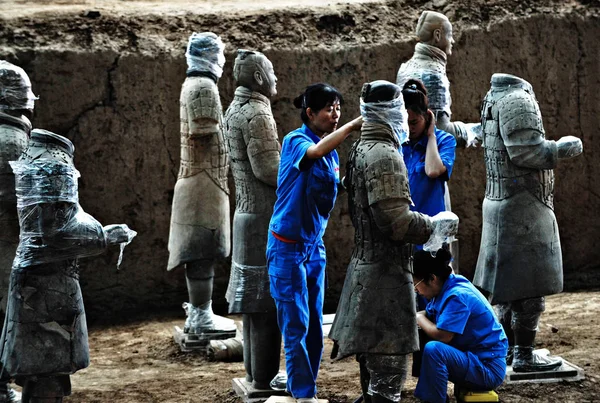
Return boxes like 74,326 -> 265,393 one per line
0,61 -> 38,111
360,80 -> 409,145
185,32 -> 226,79
22,128 -> 75,165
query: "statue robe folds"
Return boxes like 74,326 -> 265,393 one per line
168,76 -> 230,270
473,75 -> 562,304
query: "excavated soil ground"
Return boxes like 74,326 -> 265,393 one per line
29,291 -> 600,402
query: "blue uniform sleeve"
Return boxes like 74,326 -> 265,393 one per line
436,294 -> 470,335
287,133 -> 313,171
436,128 -> 457,181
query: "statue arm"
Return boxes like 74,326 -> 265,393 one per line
364,151 -> 433,244
504,133 -> 558,169
186,89 -> 222,138
246,113 -> 281,187
370,198 -> 433,244
436,112 -> 472,148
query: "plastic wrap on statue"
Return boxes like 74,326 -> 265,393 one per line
0,129 -> 135,395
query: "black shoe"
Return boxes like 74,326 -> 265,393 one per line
506,346 -> 514,366
512,346 -> 562,373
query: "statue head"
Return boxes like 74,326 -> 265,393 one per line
233,50 -> 277,98
416,11 -> 454,56
185,32 -> 226,80
360,80 -> 408,144
0,61 -> 37,117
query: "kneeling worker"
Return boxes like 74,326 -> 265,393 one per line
412,249 -> 507,403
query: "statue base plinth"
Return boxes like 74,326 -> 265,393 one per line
232,378 -> 288,403
505,349 -> 585,383
172,325 -> 236,353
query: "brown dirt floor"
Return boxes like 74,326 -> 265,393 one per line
7,290 -> 592,403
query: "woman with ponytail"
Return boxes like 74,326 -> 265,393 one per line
266,83 -> 362,403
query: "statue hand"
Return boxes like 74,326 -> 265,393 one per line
465,123 -> 482,148
557,136 -> 583,159
104,224 -> 137,245
423,211 -> 459,253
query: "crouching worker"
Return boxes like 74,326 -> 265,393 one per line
413,249 -> 507,403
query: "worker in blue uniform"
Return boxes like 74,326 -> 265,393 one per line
412,248 -> 508,403
401,79 -> 456,233
400,79 -> 458,376
267,83 -> 362,403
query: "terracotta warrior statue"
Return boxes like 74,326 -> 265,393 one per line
329,80 -> 458,403
167,32 -> 236,338
0,60 -> 37,403
224,49 -> 282,390
397,11 -> 477,270
473,73 -> 583,373
0,129 -> 136,402
397,11 -> 479,147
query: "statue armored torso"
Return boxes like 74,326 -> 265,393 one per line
224,87 -> 280,313
474,74 -> 562,304
397,43 -> 451,117
168,75 -> 231,270
329,123 -> 419,359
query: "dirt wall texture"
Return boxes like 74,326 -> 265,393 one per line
1,0 -> 599,319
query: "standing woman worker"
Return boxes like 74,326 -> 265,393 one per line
267,83 -> 362,403
401,79 -> 456,225
412,249 -> 507,403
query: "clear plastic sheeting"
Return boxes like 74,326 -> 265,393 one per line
556,136 -> 583,159
364,354 -> 408,402
10,160 -> 79,207
360,96 -> 409,145
183,301 -> 236,333
10,159 -> 110,267
423,211 -> 459,253
0,61 -> 38,111
103,224 -> 137,269
465,123 -> 482,148
226,261 -> 271,305
185,32 -> 226,79
397,69 -> 451,116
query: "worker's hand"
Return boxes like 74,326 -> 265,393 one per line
426,109 -> 436,138
349,115 -> 363,132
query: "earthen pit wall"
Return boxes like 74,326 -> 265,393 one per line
5,12 -> 598,318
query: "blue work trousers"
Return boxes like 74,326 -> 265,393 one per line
414,341 -> 506,403
267,233 -> 326,399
